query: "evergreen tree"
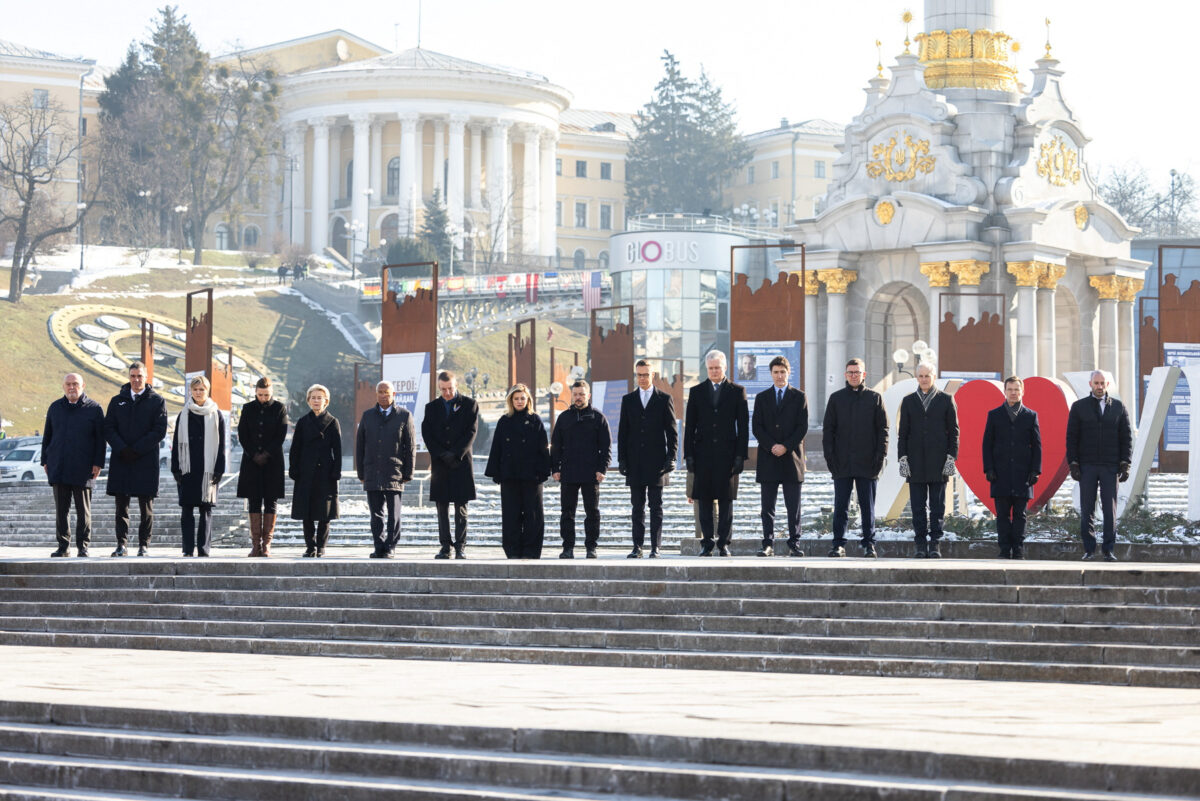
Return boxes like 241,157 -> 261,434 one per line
418,189 -> 458,268
385,237 -> 436,272
625,51 -> 751,215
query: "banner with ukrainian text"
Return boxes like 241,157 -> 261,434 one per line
382,351 -> 432,453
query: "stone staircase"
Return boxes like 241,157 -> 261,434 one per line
0,559 -> 1197,689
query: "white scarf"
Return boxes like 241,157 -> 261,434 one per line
177,397 -> 221,504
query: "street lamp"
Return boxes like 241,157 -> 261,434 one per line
348,219 -> 365,280
174,205 -> 188,264
893,340 -> 937,379
447,223 -> 461,277
76,202 -> 87,271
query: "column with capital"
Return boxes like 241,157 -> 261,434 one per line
369,120 -> 383,201
803,270 -> 820,427
540,129 -> 557,258
468,124 -> 483,209
412,118 -> 424,221
919,261 -> 951,362
447,116 -> 467,231
488,121 -> 511,257
1007,262 -> 1042,376
818,268 -> 858,413
1037,263 -> 1066,379
350,114 -> 371,259
398,114 -> 419,236
286,124 -> 306,247
949,259 -> 989,330
1116,277 -> 1143,421
520,127 -> 540,255
265,154 -> 278,247
1089,275 -> 1122,391
309,118 -> 331,252
432,120 -> 445,200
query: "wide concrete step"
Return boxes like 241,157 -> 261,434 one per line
1,702 -> 1197,801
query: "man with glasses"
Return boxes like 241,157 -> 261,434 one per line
618,359 -> 677,557
752,356 -> 808,557
822,358 -> 888,557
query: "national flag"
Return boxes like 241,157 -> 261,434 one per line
526,272 -> 539,304
583,270 -> 602,312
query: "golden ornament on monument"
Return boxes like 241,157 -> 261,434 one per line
1074,205 -> 1089,229
1036,136 -> 1081,187
875,201 -> 896,225
866,131 -> 936,182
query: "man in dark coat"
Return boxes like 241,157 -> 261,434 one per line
103,362 -> 168,556
551,380 -> 612,558
982,376 -> 1042,559
752,356 -> 808,557
356,380 -> 415,557
1067,370 -> 1133,561
897,363 -> 959,558
822,358 -> 888,557
618,359 -> 677,558
42,373 -> 106,557
684,350 -> 749,556
422,370 -> 478,559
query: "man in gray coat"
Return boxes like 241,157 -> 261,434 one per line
356,380 -> 415,558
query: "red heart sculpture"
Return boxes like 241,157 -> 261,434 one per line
954,377 -> 1075,514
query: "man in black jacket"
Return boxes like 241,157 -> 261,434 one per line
752,356 -> 808,557
822,358 -> 888,557
551,380 -> 612,558
42,373 -> 106,557
356,380 -> 415,558
618,359 -> 677,558
422,371 -> 479,559
897,363 -> 959,558
982,376 -> 1042,559
103,362 -> 168,557
684,350 -> 749,556
1066,370 -> 1133,561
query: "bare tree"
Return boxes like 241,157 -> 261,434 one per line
1098,162 -> 1198,236
0,94 -> 99,302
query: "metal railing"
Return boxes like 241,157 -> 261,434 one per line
625,212 -> 782,239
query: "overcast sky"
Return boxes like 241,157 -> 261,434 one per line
9,0 -> 1196,191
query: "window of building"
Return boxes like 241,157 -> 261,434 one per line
214,224 -> 230,250
575,160 -> 587,178
600,162 -> 612,180
599,251 -> 609,269
32,140 -> 48,169
556,200 -> 563,227
79,163 -> 87,193
747,165 -> 755,184
555,158 -> 562,176
31,89 -> 47,109
814,160 -> 826,178
345,160 -> 353,197
575,201 -> 587,228
573,249 -> 586,270
80,118 -> 87,136
599,204 -> 612,230
243,225 -> 260,248
771,161 -> 779,180
386,157 -> 400,196
246,178 -> 259,205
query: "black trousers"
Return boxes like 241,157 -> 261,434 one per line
697,498 -> 734,547
995,496 -> 1028,553
630,484 -> 664,550
500,480 -> 544,558
367,490 -> 403,553
114,495 -> 154,547
52,484 -> 91,551
832,477 -> 877,545
909,482 -> 946,543
436,502 -> 469,548
760,481 -> 802,547
560,481 -> 600,550
1079,463 -> 1118,554
302,519 -> 330,551
180,504 -> 213,556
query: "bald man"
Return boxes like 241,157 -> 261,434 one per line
1066,370 -> 1132,561
42,374 -> 106,557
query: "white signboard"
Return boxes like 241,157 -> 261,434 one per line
382,352 -> 432,453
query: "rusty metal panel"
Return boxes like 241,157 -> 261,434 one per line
589,305 -> 634,390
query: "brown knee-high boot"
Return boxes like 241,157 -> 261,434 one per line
261,513 -> 276,557
247,513 -> 262,557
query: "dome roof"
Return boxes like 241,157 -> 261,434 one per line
314,47 -> 550,84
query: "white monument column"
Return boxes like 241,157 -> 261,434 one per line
309,118 -> 331,253
398,113 -> 419,235
286,124 -> 306,248
948,259 -> 989,333
432,120 -> 445,199
1091,275 -> 1121,388
447,116 -> 467,229
468,124 -> 483,209
1037,263 -> 1065,379
265,155 -> 278,246
350,114 -> 370,258
521,126 -> 540,255
369,120 -> 383,200
1007,262 -> 1041,376
540,129 -> 557,258
804,270 -> 820,427
818,269 -> 857,413
328,124 -> 341,205
1117,277 -> 1143,419
412,118 -> 424,219
488,120 -> 512,257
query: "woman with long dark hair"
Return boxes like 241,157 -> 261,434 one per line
485,384 -> 550,558
288,384 -> 341,557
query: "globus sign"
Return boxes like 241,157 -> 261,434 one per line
609,231 -> 749,272
625,238 -> 698,264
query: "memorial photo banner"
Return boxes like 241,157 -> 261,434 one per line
733,340 -> 801,448
382,351 -> 432,453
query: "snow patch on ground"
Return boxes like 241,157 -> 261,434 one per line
281,287 -> 368,357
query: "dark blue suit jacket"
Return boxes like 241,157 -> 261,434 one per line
981,404 -> 1042,499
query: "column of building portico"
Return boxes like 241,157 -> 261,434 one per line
398,114 -> 419,236
540,130 -> 557,258
520,127 -> 540,255
803,270 -> 820,427
919,261 -> 952,361
432,121 -> 445,201
350,114 -> 370,259
817,268 -> 858,414
369,119 -> 383,205
265,156 -> 278,246
1116,277 -> 1143,421
1090,275 -> 1122,391
1036,263 -> 1066,379
287,125 -> 306,248
412,119 -> 424,222
447,117 -> 467,234
468,124 -> 483,210
948,259 -> 989,331
309,118 -> 331,253
1006,262 -> 1042,377
488,120 -> 512,256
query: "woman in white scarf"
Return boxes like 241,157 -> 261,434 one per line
170,376 -> 226,556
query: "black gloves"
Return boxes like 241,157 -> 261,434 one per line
732,457 -> 745,476
1026,473 -> 1040,487
661,460 -> 675,475
440,452 -> 457,467
1118,461 -> 1131,483
119,447 -> 138,463
985,471 -> 996,483
618,462 -> 628,477
252,451 -> 270,467
1069,462 -> 1082,482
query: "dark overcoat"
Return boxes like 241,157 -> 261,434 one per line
422,394 -> 479,504
42,393 -> 105,488
752,385 -> 808,485
485,410 -> 550,483
897,390 -> 959,484
103,384 -> 167,498
683,380 -> 749,502
235,399 -> 288,501
982,404 -> 1042,499
170,410 -> 227,507
617,387 -> 677,487
355,404 -> 415,491
822,384 -> 888,479
1066,396 -> 1132,467
550,404 -> 612,484
288,411 -> 341,521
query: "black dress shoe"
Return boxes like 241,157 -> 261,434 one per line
1010,546 -> 1024,560
76,548 -> 89,558
757,546 -> 773,557
383,549 -> 396,559
369,551 -> 383,558
998,549 -> 1011,559
1082,552 -> 1095,561
111,546 -> 127,557
627,548 -> 643,559
455,547 -> 467,560
302,550 -> 316,558
914,548 -> 927,559
559,549 -> 574,559
1103,551 -> 1118,562
698,544 -> 714,557
50,548 -> 69,558
927,542 -> 942,559
434,546 -> 452,560
862,544 -> 877,558
585,549 -> 598,559
648,549 -> 660,558
315,549 -> 325,558
787,542 -> 804,557
827,546 -> 846,558
718,545 -> 732,557
137,546 -> 148,557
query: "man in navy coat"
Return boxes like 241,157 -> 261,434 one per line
618,359 -> 677,558
42,373 -> 106,557
982,376 -> 1042,559
103,361 -> 168,556
752,356 -> 808,557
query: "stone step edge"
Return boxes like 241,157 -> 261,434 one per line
1,700 -> 1196,799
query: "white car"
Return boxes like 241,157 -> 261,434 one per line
0,445 -> 46,484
